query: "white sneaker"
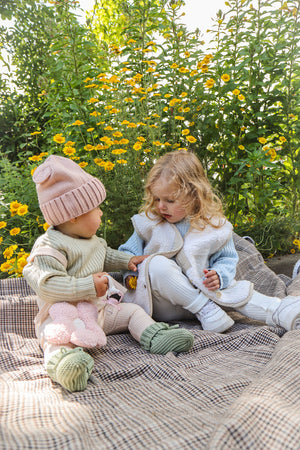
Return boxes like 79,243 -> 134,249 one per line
242,236 -> 255,245
292,260 -> 300,279
196,300 -> 234,333
272,296 -> 300,330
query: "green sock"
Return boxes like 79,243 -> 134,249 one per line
140,323 -> 194,355
46,347 -> 94,392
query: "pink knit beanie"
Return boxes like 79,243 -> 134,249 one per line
33,155 -> 106,225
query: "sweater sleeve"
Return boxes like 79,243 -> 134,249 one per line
117,231 -> 146,281
23,255 -> 97,304
209,236 -> 239,289
103,247 -> 132,272
118,230 -> 145,256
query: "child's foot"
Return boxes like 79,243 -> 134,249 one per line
196,299 -> 234,333
271,296 -> 300,330
47,347 -> 94,392
140,323 -> 194,354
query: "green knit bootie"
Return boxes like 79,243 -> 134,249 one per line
47,347 -> 94,392
140,323 -> 194,355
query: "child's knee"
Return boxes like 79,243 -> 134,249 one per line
102,303 -> 140,335
148,255 -> 175,279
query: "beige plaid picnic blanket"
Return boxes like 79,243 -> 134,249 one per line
1,235 -> 300,449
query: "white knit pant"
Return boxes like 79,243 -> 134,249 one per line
148,255 -> 209,321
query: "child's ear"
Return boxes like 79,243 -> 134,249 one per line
70,217 -> 78,224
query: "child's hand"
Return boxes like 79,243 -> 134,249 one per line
203,269 -> 220,291
93,272 -> 109,297
125,275 -> 137,290
128,255 -> 148,271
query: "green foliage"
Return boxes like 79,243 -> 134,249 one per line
6,1 -> 55,101
236,215 -> 300,256
0,0 -> 105,160
0,156 -> 42,277
0,0 -> 299,278
88,0 -> 128,47
199,0 -> 300,224
0,0 -> 20,20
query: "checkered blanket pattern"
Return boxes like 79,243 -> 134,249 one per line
1,237 -> 300,449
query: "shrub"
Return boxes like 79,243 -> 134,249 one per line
0,0 -> 299,278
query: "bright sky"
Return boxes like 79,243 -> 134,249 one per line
78,0 -> 228,33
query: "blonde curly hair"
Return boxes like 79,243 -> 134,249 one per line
141,151 -> 226,229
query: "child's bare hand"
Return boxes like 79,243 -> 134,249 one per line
92,272 -> 109,297
128,255 -> 148,272
203,269 -> 220,291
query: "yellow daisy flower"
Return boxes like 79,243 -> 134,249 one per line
205,78 -> 215,88
186,135 -> 197,143
17,205 -> 28,216
53,134 -> 65,144
221,74 -> 230,82
10,228 -> 21,236
258,137 -> 267,144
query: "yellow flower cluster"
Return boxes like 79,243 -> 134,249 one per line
29,152 -> 48,162
232,89 -> 245,101
53,62 -> 191,169
63,141 -> 76,156
61,50 -> 209,167
53,133 -> 65,144
197,54 -> 213,73
94,158 -> 115,171
0,199 -> 32,276
205,78 -> 215,89
10,201 -> 29,217
292,239 -> 300,253
264,146 -> 277,161
257,135 -> 286,162
0,244 -> 30,277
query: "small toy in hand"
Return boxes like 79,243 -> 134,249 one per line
128,276 -> 137,290
101,279 -> 124,309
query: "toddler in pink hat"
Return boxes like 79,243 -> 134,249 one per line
23,155 -> 194,392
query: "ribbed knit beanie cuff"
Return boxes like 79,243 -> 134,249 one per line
33,155 -> 106,225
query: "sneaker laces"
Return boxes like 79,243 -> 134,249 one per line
199,299 -> 219,318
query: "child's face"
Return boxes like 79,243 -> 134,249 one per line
152,177 -> 186,224
68,207 -> 103,239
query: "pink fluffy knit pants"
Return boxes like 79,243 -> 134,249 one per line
37,303 -> 155,366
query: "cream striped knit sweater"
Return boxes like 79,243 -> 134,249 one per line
23,227 -> 131,317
